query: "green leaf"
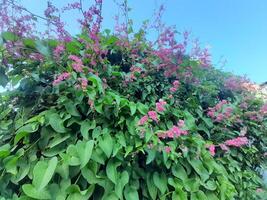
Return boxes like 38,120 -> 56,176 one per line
129,102 -> 137,115
202,180 -> 217,191
146,174 -> 157,200
76,140 -> 94,168
80,120 -> 96,140
0,68 -> 8,87
196,190 -> 208,200
184,111 -> 196,130
99,132 -> 114,158
32,157 -> 58,190
124,186 -> 139,200
15,122 -> 39,144
22,184 -> 51,199
188,158 -> 209,181
0,144 -> 10,158
153,172 -> 167,194
48,134 -> 70,148
106,159 -> 120,184
115,171 -> 129,199
137,102 -> 148,115
171,163 -> 188,181
2,31 -> 19,41
184,178 -> 200,192
146,149 -> 156,164
48,113 -> 67,133
172,188 -> 187,200
65,101 -> 80,117
89,75 -> 103,94
35,40 -> 50,57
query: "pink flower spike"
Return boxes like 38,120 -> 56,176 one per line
138,115 -> 148,126
208,144 -> 216,156
156,99 -> 167,112
148,111 -> 159,122
170,87 -> 177,93
173,80 -> 180,87
178,120 -> 185,128
219,144 -> 229,151
224,137 -> 248,147
165,146 -> 171,153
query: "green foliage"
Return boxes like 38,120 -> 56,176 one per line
0,29 -> 266,200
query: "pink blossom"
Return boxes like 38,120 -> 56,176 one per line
148,111 -> 158,122
165,146 -> 171,153
53,44 -> 65,58
78,78 -> 88,90
166,130 -> 174,138
178,120 -> 185,127
224,137 -> 248,147
53,72 -> 71,86
207,110 -> 215,118
260,103 -> 267,114
219,144 -> 229,151
156,99 -> 167,112
68,55 -> 84,72
208,144 -> 216,156
170,87 -> 177,93
138,115 -> 148,125
170,80 -> 180,92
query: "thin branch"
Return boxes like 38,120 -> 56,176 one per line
6,0 -> 58,26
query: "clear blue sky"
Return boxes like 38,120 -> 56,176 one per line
11,1 -> 267,84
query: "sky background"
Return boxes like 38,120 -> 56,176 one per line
0,0 -> 267,93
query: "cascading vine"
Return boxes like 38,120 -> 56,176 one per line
0,1 -> 266,200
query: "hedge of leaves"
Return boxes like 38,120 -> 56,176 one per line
0,1 -> 267,200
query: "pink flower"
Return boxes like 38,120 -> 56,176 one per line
68,55 -> 84,72
53,44 -> 65,58
208,144 -> 216,156
260,103 -> 267,114
178,120 -> 185,127
170,80 -> 180,92
219,144 -> 229,151
224,137 -> 248,147
215,113 -> 224,122
170,87 -> 177,93
165,146 -> 171,153
148,111 -> 158,122
138,115 -> 148,125
53,72 -> 71,86
166,130 -> 174,138
156,99 -> 167,112
78,78 -> 88,90
173,80 -> 180,87
207,110 -> 215,118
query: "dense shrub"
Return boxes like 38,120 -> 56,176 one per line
0,0 -> 266,199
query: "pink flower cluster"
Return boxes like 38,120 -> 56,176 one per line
78,78 -> 88,90
68,55 -> 83,72
224,137 -> 248,147
208,144 -> 216,156
170,80 -> 180,93
158,120 -> 188,139
156,99 -> 167,112
148,111 -> 159,123
138,100 -> 168,125
260,103 -> 267,115
207,100 -> 233,122
53,44 -> 65,58
53,72 -> 71,86
224,76 -> 247,91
